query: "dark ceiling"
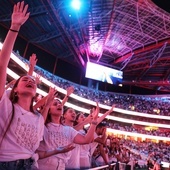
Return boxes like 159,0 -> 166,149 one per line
1,0 -> 170,94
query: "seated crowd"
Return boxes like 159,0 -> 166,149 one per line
107,122 -> 170,138
98,136 -> 170,169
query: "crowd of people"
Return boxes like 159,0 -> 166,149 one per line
95,136 -> 170,169
16,47 -> 170,137
17,55 -> 170,127
106,122 -> 170,138
0,2 -> 104,170
16,44 -> 170,117
0,1 -> 169,170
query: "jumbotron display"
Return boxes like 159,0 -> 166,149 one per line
85,62 -> 123,85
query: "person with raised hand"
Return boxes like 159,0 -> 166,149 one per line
5,54 -> 39,92
36,89 -> 99,170
74,105 -> 115,169
33,85 -> 74,113
63,103 -> 99,170
0,2 -> 44,170
0,1 -> 30,97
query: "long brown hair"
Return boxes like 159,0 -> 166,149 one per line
74,112 -> 87,133
1,75 -> 36,147
9,75 -> 36,114
74,112 -> 83,126
45,98 -> 63,125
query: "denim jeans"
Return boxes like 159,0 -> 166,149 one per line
0,158 -> 34,170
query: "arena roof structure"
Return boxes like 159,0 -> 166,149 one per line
1,0 -> 170,93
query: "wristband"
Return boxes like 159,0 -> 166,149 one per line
91,121 -> 98,125
9,29 -> 19,33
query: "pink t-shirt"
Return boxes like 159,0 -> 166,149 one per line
0,91 -> 44,161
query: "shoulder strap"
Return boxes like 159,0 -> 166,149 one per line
0,103 -> 14,147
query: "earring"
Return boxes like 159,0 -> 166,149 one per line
14,92 -> 18,97
11,92 -> 18,103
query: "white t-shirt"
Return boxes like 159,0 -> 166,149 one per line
65,143 -> 80,170
79,129 -> 91,168
95,146 -> 109,166
89,132 -> 99,157
0,91 -> 44,161
37,123 -> 78,170
79,129 -> 91,157
64,128 -> 81,170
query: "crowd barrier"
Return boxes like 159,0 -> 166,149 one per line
89,162 -> 132,170
89,162 -> 170,170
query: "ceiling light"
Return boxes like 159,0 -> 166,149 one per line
71,0 -> 81,10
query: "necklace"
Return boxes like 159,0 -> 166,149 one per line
15,103 -> 30,115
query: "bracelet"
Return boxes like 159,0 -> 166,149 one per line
9,29 -> 19,33
91,121 -> 98,125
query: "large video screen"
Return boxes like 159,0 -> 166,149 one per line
85,62 -> 123,85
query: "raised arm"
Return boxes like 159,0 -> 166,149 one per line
97,104 -> 115,124
73,102 -> 99,144
40,87 -> 57,121
61,86 -> 74,106
74,112 -> 93,131
0,1 -> 30,99
27,53 -> 38,76
5,79 -> 16,90
34,86 -> 73,111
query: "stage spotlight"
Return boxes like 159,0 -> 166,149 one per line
71,0 -> 81,10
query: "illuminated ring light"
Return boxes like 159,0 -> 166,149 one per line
1,43 -> 170,143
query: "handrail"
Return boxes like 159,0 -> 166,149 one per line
89,163 -> 116,170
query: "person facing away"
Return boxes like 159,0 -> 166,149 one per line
0,1 -> 44,170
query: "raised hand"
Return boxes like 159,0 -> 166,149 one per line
62,86 -> 74,106
28,53 -> 38,76
5,79 -> 16,90
0,1 -> 30,99
91,107 -> 95,116
39,87 -> 57,121
66,86 -> 74,96
29,53 -> 38,68
11,1 -> 30,27
108,104 -> 115,113
97,104 -> 115,124
34,74 -> 41,85
85,112 -> 93,124
45,87 -> 57,107
92,102 -> 100,121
